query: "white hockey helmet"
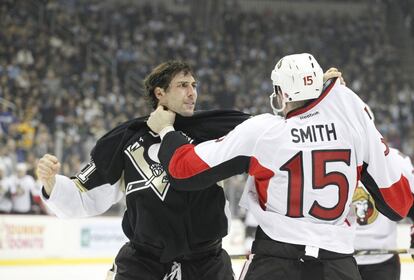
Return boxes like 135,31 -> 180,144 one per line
270,53 -> 323,113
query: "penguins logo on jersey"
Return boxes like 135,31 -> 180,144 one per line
124,139 -> 170,200
352,186 -> 379,225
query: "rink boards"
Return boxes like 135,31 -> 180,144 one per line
0,215 -> 413,279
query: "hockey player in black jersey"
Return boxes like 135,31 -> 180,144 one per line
37,61 -> 250,280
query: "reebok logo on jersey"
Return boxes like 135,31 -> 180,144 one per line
299,111 -> 319,120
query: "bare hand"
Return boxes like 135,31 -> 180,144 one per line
323,67 -> 346,86
147,106 -> 176,134
36,154 -> 61,196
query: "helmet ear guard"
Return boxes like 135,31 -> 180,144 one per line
269,85 -> 285,114
269,53 -> 324,115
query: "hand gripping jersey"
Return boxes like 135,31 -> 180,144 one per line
41,110 -> 250,262
159,79 -> 413,254
353,147 -> 414,265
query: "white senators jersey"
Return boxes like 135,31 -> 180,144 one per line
10,175 -> 37,213
159,79 -> 413,254
354,148 -> 414,265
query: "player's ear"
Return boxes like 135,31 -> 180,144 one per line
154,87 -> 165,100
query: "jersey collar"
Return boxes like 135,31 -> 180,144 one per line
285,78 -> 337,119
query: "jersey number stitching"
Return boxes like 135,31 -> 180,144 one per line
280,149 -> 351,220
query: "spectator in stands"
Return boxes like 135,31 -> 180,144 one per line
9,163 -> 38,214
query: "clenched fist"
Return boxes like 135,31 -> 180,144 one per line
36,154 -> 61,196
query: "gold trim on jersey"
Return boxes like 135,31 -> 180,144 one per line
72,178 -> 88,193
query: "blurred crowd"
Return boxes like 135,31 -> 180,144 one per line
0,0 -> 413,216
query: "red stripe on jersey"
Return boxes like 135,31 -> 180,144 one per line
345,218 -> 351,227
249,157 -> 274,210
357,165 -> 363,182
168,144 -> 210,179
381,138 -> 390,156
32,195 -> 41,204
286,78 -> 337,119
379,175 -> 413,217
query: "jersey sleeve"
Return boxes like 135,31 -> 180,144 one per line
389,148 -> 414,220
41,173 -> 124,218
175,109 -> 251,141
353,93 -> 413,220
159,115 -> 268,191
40,121 -> 138,218
396,149 -> 414,193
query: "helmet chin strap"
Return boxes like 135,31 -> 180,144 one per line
269,92 -> 286,115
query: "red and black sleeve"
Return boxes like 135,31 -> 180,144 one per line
158,131 -> 250,191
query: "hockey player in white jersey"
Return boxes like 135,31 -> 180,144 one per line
353,107 -> 414,280
353,147 -> 414,280
148,53 -> 413,280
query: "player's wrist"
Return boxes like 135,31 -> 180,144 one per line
42,177 -> 56,196
159,126 -> 175,139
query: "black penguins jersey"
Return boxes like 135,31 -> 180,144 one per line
41,110 -> 250,262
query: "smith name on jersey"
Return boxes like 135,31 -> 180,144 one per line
41,110 -> 250,262
158,79 -> 413,254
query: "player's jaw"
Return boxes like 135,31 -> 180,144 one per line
177,100 -> 196,116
